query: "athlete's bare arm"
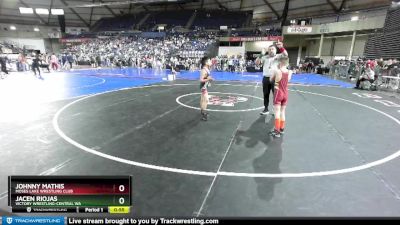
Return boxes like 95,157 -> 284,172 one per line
255,58 -> 261,66
200,69 -> 212,82
288,70 -> 293,81
270,69 -> 275,81
255,56 -> 263,66
273,69 -> 282,83
276,41 -> 288,57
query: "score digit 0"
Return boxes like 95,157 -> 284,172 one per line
119,197 -> 125,205
119,185 -> 125,192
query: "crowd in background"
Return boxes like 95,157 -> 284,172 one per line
297,57 -> 400,90
298,57 -> 399,77
212,55 -> 247,72
325,58 -> 399,79
1,28 -> 287,75
0,41 -> 24,54
2,33 -> 399,92
1,28 -> 285,75
1,32 -> 219,75
0,52 -> 76,74
64,33 -> 217,71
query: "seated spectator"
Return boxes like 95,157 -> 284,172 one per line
355,64 -> 375,89
39,55 -> 50,73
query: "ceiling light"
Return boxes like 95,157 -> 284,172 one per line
51,9 -> 64,15
19,7 -> 34,14
351,16 -> 359,21
35,8 -> 49,15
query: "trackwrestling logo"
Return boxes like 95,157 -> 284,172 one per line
208,95 -> 248,107
2,217 -> 65,225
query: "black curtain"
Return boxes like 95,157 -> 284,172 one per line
58,15 -> 66,33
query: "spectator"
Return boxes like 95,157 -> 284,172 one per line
50,53 -> 59,71
67,53 -> 74,70
355,64 -> 375,89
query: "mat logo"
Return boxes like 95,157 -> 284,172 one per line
208,95 -> 248,107
352,93 -> 382,99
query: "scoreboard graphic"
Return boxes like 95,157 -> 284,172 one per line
8,176 -> 132,214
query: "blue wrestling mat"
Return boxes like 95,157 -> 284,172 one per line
14,68 -> 351,101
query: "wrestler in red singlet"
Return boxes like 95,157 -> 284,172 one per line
273,69 -> 289,106
270,57 -> 292,138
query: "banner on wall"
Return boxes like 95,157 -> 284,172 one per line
48,32 -> 61,38
287,26 -> 313,33
228,36 -> 283,42
59,38 -> 91,43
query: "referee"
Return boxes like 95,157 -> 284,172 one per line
256,41 -> 288,115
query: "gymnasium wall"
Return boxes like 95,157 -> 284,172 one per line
311,8 -> 387,25
244,41 -> 274,51
0,23 -> 86,53
43,38 -> 62,54
305,35 -> 367,59
218,46 -> 246,56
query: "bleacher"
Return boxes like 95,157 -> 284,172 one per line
231,30 -> 259,37
146,11 -> 193,29
364,6 -> 400,59
91,10 -> 251,32
192,10 -> 248,29
383,7 -> 400,33
62,33 -> 98,39
0,41 -> 23,54
377,31 -> 400,59
92,13 -> 147,32
364,33 -> 382,59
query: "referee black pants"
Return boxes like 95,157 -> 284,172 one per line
1,66 -> 7,74
32,65 -> 40,76
356,77 -> 374,88
262,76 -> 274,110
